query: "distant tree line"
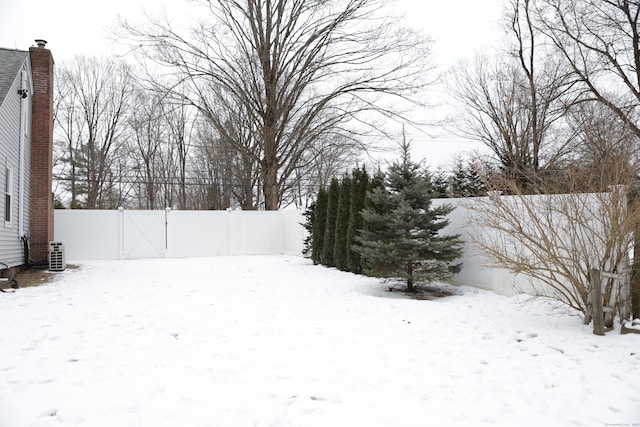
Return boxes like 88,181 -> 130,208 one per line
53,58 -> 487,212
53,56 -> 359,210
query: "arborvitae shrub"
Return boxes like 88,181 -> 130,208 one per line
311,187 -> 328,265
334,175 -> 352,271
322,178 -> 340,267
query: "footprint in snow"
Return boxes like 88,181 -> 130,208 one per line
514,332 -> 538,342
41,408 -> 57,417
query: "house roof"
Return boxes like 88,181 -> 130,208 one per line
0,48 -> 29,107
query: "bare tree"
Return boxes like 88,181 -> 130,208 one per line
191,124 -> 251,210
286,134 -> 359,209
450,0 -> 571,190
54,56 -> 134,208
467,164 -> 639,325
165,100 -> 196,209
535,0 -> 640,318
211,94 -> 264,209
565,101 -> 640,190
537,0 -> 640,139
118,0 -> 432,209
129,89 -> 167,210
54,66 -> 85,208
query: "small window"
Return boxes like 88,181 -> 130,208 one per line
4,165 -> 13,226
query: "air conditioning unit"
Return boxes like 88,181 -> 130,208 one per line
48,241 -> 66,271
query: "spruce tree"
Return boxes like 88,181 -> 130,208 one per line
322,178 -> 340,267
311,187 -> 328,265
334,175 -> 352,271
465,162 -> 486,196
354,141 -> 463,291
450,157 -> 487,197
357,168 -> 386,274
431,167 -> 450,198
450,157 -> 468,198
346,167 -> 369,274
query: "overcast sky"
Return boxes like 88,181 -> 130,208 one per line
0,0 -> 504,167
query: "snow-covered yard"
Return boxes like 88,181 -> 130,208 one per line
0,256 -> 638,427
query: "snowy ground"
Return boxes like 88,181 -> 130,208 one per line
0,256 -> 638,427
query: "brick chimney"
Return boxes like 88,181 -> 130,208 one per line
29,40 -> 54,262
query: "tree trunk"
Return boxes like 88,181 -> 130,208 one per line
407,261 -> 414,292
262,78 -> 279,210
69,161 -> 78,208
263,160 -> 279,210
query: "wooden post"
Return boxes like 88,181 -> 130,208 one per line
584,280 -> 593,326
601,271 -> 624,328
620,268 -> 632,321
591,268 -> 605,336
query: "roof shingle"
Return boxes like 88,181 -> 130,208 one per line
0,48 -> 29,107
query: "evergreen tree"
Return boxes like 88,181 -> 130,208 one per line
357,168 -> 386,274
311,187 -> 328,265
334,175 -> 352,271
450,157 -> 487,197
354,141 -> 463,291
302,201 -> 315,258
450,157 -> 468,198
465,162 -> 486,196
322,178 -> 340,267
431,167 -> 450,198
346,167 -> 369,274
365,168 -> 386,212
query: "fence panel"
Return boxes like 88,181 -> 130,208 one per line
229,211 -> 284,255
283,209 -> 306,256
54,210 -> 120,260
166,210 -> 230,257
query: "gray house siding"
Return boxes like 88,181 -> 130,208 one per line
0,51 -> 32,267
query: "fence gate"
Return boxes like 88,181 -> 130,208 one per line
122,210 -> 167,259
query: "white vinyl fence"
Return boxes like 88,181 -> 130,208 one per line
53,205 -> 523,295
435,199 -> 533,296
54,192 -> 626,298
54,209 -> 306,261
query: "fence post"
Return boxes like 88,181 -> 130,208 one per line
591,268 -> 605,336
164,207 -> 170,258
118,207 -> 124,260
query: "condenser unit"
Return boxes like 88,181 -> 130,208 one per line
48,241 -> 66,271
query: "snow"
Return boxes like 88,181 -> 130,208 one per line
0,255 -> 639,427
624,319 -> 640,331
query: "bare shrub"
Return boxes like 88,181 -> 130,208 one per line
466,163 -> 639,323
